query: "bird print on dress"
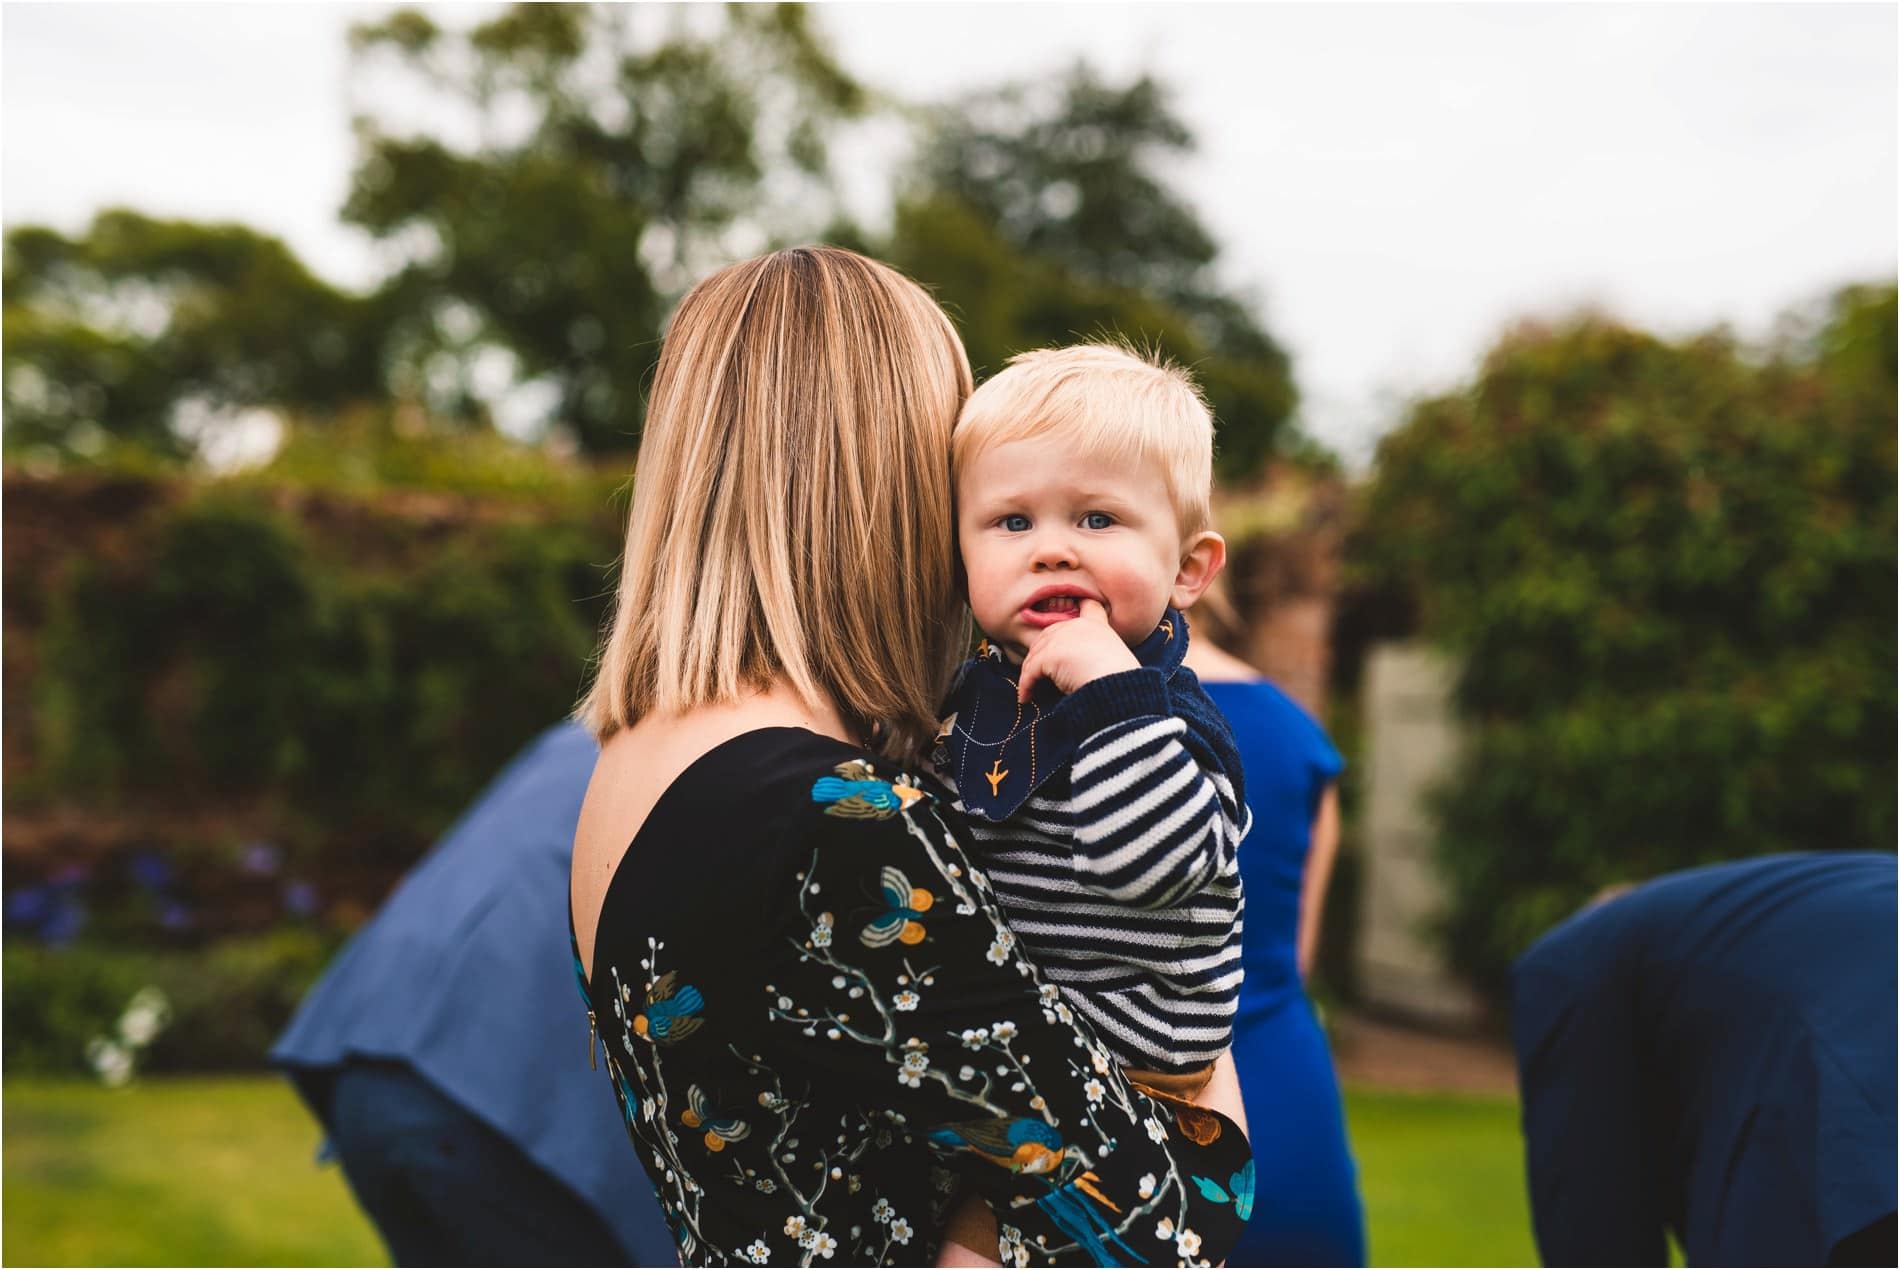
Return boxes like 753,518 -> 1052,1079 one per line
931,1119 -> 1148,1266
928,1117 -> 1074,1175
632,971 -> 704,1045
679,1084 -> 752,1152
810,759 -> 926,820
860,865 -> 934,947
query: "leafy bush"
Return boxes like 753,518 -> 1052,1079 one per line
15,470 -> 620,898
3,928 -> 342,1075
1354,284 -> 1897,993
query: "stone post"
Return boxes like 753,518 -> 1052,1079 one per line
1356,642 -> 1484,1026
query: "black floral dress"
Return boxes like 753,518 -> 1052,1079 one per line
576,728 -> 1255,1267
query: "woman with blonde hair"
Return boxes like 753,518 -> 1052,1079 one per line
569,247 -> 1253,1267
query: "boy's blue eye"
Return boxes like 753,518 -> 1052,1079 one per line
1002,514 -> 1031,532
1081,512 -> 1114,530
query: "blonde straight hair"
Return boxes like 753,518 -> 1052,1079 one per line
952,342 -> 1216,537
577,247 -> 973,763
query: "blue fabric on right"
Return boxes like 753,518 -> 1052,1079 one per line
1204,679 -> 1366,1266
1513,851 -> 1898,1266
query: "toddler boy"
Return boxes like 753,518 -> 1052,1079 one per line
934,342 -> 1249,1091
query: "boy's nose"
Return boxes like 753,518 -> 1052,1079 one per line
1031,533 -> 1079,571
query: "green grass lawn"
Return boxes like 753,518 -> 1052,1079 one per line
1347,1087 -> 1536,1266
4,1077 -> 1536,1266
3,1077 -> 384,1267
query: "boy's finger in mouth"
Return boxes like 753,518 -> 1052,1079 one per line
1019,587 -> 1099,628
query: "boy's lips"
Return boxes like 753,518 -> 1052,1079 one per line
1018,585 -> 1098,628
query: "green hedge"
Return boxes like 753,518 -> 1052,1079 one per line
38,490 -> 610,829
3,930 -> 343,1075
1353,284 -> 1897,993
9,463 -> 622,911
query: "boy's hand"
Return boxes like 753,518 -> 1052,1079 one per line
1017,599 -> 1140,703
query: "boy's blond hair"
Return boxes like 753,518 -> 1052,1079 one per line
952,342 -> 1216,538
577,246 -> 973,763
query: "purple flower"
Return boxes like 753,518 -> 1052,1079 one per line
127,851 -> 172,892
6,885 -> 53,926
240,842 -> 282,876
39,897 -> 88,946
283,880 -> 319,917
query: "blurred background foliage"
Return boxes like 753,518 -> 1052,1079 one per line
1351,284 -> 1897,992
1,2 -> 1893,1074
3,3 -> 1297,471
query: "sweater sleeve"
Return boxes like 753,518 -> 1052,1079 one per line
774,771 -> 1255,1267
1056,668 -> 1250,910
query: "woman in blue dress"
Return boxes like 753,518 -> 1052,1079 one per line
1184,623 -> 1367,1267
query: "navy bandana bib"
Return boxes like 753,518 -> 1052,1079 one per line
935,608 -> 1189,823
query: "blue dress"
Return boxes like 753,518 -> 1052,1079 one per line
1203,679 -> 1366,1267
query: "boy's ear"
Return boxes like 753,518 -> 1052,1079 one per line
1170,531 -> 1226,611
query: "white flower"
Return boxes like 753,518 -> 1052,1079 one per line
1039,983 -> 1060,1005
960,1028 -> 990,1049
783,1216 -> 807,1239
1090,1049 -> 1111,1075
903,1051 -> 929,1073
872,1198 -> 893,1224
898,1068 -> 922,1088
798,1229 -> 819,1249
118,987 -> 170,1046
1137,1172 -> 1156,1200
985,932 -> 1014,965
746,1239 -> 771,1264
1084,1078 -> 1106,1105
893,991 -> 920,1012
1145,1116 -> 1168,1143
889,1217 -> 913,1245
810,925 -> 833,948
640,1097 -> 657,1121
989,1020 -> 1018,1041
999,1224 -> 1031,1267
1176,1229 -> 1203,1259
1155,1216 -> 1176,1240
1054,1002 -> 1073,1024
755,1178 -> 776,1193
811,1232 -> 837,1258
85,1037 -> 133,1087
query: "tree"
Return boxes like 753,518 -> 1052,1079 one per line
882,65 -> 1301,478
1353,284 -> 1897,993
341,3 -> 867,453
3,212 -> 386,463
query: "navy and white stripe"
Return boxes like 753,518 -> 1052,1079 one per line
944,703 -> 1250,1074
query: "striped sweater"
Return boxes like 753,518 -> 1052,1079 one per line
937,665 -> 1250,1073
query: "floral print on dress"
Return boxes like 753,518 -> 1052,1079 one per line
582,742 -> 1250,1266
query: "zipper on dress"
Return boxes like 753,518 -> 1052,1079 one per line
587,1009 -> 599,1070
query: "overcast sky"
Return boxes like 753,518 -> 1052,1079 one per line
5,2 -> 1895,465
